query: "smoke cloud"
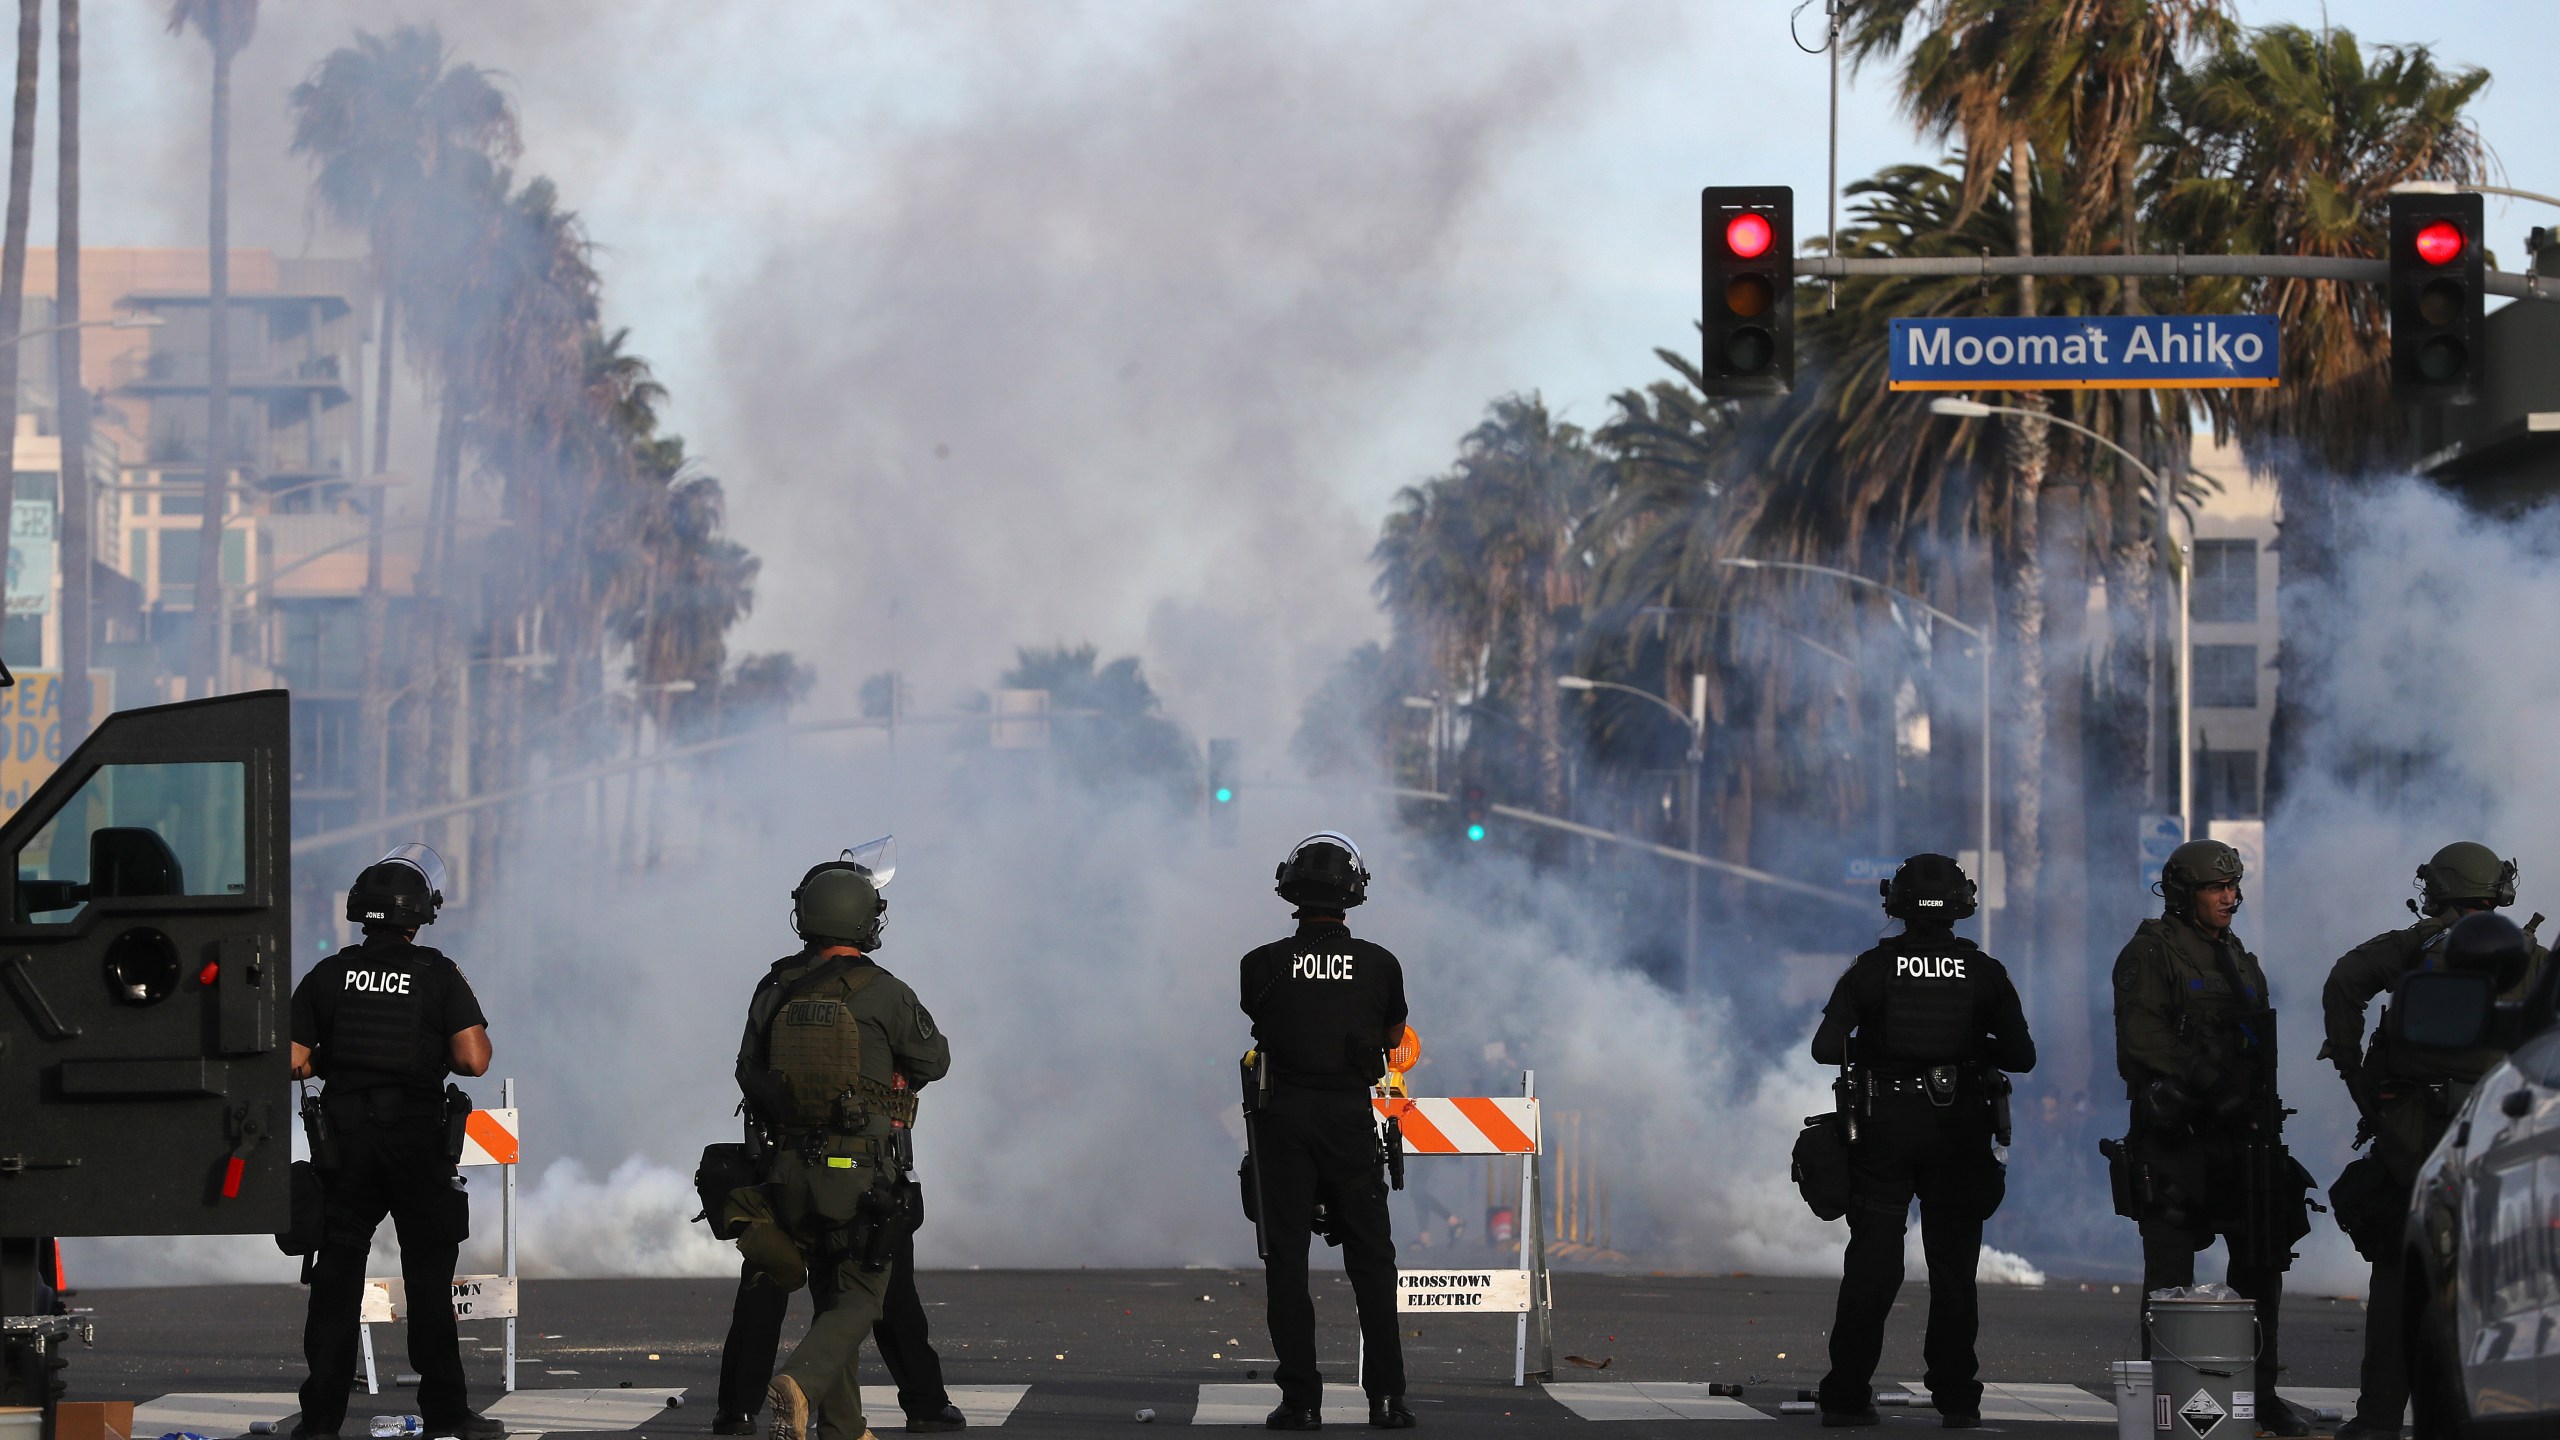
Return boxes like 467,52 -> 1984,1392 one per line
51,7 -> 2553,1308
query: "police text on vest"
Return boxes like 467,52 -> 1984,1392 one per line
1293,954 -> 1356,980
1895,956 -> 1966,979
346,969 -> 413,994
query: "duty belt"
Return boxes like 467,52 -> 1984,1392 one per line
1867,1065 -> 1982,1106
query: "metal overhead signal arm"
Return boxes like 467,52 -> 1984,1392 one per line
1796,252 -> 2560,303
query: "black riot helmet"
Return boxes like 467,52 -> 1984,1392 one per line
792,836 -> 894,951
1275,831 -> 1369,912
2158,839 -> 2245,917
1881,852 -> 1977,925
2413,840 -> 2518,917
346,842 -> 447,930
2439,910 -> 2532,993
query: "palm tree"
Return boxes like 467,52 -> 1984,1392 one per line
289,24 -> 518,814
55,0 -> 90,739
997,643 -> 1198,805
0,0 -> 38,619
168,0 -> 260,696
2153,22 -> 2488,800
1374,395 -> 1603,819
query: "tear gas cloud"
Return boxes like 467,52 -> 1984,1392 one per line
49,5 -> 2555,1299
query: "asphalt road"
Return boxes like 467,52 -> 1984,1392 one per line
61,1269 -> 2371,1438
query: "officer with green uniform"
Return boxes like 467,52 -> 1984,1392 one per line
2109,840 -> 2312,1438
732,858 -> 951,1440
2320,844 -> 2540,1440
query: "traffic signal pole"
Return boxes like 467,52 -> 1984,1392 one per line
1794,251 -> 2560,302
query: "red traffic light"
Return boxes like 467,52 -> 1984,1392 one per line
1724,212 -> 1773,260
2414,219 -> 2465,266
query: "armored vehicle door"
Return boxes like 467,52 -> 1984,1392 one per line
0,691 -> 291,1239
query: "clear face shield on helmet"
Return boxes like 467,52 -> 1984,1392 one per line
378,842 -> 449,905
1286,831 -> 1364,876
841,834 -> 895,887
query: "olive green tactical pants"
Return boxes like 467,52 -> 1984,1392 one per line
771,1148 -> 898,1440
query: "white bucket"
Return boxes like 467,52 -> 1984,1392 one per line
2111,1361 -> 2154,1440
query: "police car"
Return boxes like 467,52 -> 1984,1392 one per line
2399,965 -> 2560,1435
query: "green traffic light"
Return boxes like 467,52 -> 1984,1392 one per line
1466,823 -> 1486,842
1214,787 -> 1234,804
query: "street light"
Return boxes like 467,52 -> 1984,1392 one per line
1715,552 -> 1999,948
1559,673 -> 1709,993
1928,395 -> 2194,841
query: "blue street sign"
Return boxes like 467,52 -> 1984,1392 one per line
1843,856 -> 1901,887
1889,315 -> 2279,391
2137,814 -> 2186,891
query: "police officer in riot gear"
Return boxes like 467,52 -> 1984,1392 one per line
1810,854 -> 2034,1428
731,855 -> 950,1440
2108,840 -> 2312,1438
714,847 -> 965,1436
288,846 -> 503,1440
1240,833 -> 1413,1431
2321,843 -> 2542,1440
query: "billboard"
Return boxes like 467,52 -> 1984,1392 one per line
8,497 -> 54,614
0,669 -> 117,815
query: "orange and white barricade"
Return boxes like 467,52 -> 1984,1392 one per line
1371,1070 -> 1552,1386
360,1079 -> 522,1395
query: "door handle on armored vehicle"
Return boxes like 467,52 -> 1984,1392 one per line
1,954 -> 80,1039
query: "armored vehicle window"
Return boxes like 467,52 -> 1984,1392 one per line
10,761 -> 248,919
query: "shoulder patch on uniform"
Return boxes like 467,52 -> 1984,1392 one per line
915,1006 -> 939,1041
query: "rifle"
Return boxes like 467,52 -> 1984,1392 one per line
1834,1038 -> 1864,1146
2229,1010 -> 2318,1271
1375,1042 -> 1407,1193
1381,1107 -> 1406,1192
1239,1050 -> 1272,1261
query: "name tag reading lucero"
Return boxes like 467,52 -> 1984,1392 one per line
1396,1269 -> 1533,1313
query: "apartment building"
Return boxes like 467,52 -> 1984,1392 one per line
2184,433 -> 2280,834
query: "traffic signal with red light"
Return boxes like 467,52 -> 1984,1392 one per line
2388,191 -> 2484,405
1701,186 -> 1794,397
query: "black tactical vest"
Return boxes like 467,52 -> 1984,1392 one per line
2375,931 -> 2509,1089
1878,939 -> 1978,1064
324,941 -> 445,1088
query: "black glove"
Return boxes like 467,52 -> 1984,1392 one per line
2140,1076 -> 2198,1132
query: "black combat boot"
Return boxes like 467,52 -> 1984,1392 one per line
1264,1402 -> 1323,1431
711,1415 -> 757,1436
905,1403 -> 967,1433
427,1411 -> 505,1440
1819,1407 -> 1881,1427
2256,1397 -> 2311,1437
1368,1396 -> 1415,1429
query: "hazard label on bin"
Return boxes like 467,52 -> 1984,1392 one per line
2179,1389 -> 2227,1437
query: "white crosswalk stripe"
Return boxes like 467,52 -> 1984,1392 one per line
860,1385 -> 1028,1427
134,1393 -> 303,1438
1545,1383 -> 1767,1421
1903,1380 -> 2122,1424
483,1387 -> 687,1436
1189,1384 -> 1370,1426
130,1379 -> 2355,1432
